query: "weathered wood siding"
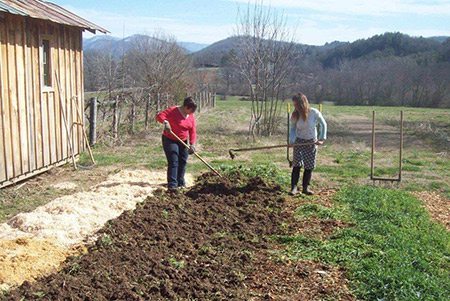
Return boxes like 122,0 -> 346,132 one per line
0,14 -> 84,188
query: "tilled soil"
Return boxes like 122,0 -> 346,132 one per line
5,174 -> 353,301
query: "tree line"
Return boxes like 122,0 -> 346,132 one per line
211,33 -> 450,109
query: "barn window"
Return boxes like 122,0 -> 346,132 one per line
42,39 -> 52,87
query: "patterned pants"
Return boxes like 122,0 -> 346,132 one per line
292,138 -> 317,170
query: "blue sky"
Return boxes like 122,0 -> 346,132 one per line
53,0 -> 450,45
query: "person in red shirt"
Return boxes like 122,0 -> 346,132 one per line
156,97 -> 197,190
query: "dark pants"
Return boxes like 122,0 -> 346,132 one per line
162,135 -> 189,188
291,167 -> 313,190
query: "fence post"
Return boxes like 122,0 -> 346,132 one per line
112,95 -> 120,139
89,97 -> 97,146
197,93 -> 201,113
157,93 -> 161,111
213,92 -> 216,108
145,94 -> 151,130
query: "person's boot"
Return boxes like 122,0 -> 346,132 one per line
289,186 -> 299,196
302,169 -> 314,195
290,167 -> 301,195
302,187 -> 314,195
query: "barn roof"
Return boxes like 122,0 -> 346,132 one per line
0,0 -> 108,33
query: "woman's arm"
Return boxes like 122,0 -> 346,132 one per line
155,107 -> 172,123
317,111 -> 327,141
189,117 -> 197,145
289,121 -> 297,144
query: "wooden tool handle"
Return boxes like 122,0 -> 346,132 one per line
169,130 -> 223,178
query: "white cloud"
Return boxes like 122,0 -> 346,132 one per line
66,2 -> 449,45
293,20 -> 450,45
230,0 -> 450,16
65,6 -> 233,43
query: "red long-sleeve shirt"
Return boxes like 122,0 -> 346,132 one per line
156,106 -> 197,144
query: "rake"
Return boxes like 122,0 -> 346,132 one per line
229,142 -> 317,160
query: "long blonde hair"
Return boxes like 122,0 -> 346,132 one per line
292,93 -> 310,122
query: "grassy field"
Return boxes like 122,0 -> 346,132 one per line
76,97 -> 450,197
1,97 -> 449,300
278,186 -> 449,300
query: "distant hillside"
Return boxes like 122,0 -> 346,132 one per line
429,36 -> 450,43
83,35 -> 209,55
321,32 -> 444,68
178,42 -> 209,53
191,36 -> 325,67
191,32 -> 449,68
191,36 -> 247,67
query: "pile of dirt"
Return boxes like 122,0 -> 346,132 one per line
247,258 -> 354,300
5,174 -> 353,300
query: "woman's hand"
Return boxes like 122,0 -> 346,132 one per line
188,145 -> 196,155
163,120 -> 171,132
315,140 -> 325,145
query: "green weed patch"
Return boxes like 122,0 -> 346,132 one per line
281,186 -> 450,300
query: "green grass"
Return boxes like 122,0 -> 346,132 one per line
279,186 -> 450,300
79,98 -> 450,198
219,163 -> 290,187
4,98 -> 446,224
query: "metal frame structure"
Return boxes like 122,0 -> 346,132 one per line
370,111 -> 404,182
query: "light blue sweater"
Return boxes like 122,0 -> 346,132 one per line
289,108 -> 327,143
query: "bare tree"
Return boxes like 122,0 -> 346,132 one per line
127,32 -> 191,108
233,1 -> 297,137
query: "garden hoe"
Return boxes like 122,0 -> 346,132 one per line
229,142 -> 317,160
169,130 -> 223,178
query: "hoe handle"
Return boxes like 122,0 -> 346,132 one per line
229,142 -> 317,159
169,130 -> 223,178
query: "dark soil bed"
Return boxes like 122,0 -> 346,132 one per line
5,174 -> 353,300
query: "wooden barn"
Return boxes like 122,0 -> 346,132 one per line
0,0 -> 107,188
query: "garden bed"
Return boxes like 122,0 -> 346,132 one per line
4,174 -> 353,300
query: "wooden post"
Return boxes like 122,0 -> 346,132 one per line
144,94 -> 151,130
399,111 -> 403,181
157,93 -> 161,111
89,97 -> 97,146
129,101 -> 136,134
371,111 -> 375,180
287,103 -> 291,166
112,95 -> 119,139
213,93 -> 216,107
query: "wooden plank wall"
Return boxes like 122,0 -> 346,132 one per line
0,14 -> 84,187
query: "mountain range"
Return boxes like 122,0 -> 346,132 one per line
193,33 -> 449,67
83,33 -> 449,67
83,35 -> 209,55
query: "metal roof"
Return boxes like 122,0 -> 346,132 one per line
0,0 -> 108,34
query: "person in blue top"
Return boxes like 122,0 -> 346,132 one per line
289,93 -> 327,195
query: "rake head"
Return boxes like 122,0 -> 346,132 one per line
229,150 -> 236,160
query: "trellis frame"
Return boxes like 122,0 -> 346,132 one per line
370,110 -> 404,182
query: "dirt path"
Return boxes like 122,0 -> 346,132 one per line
4,175 -> 354,301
